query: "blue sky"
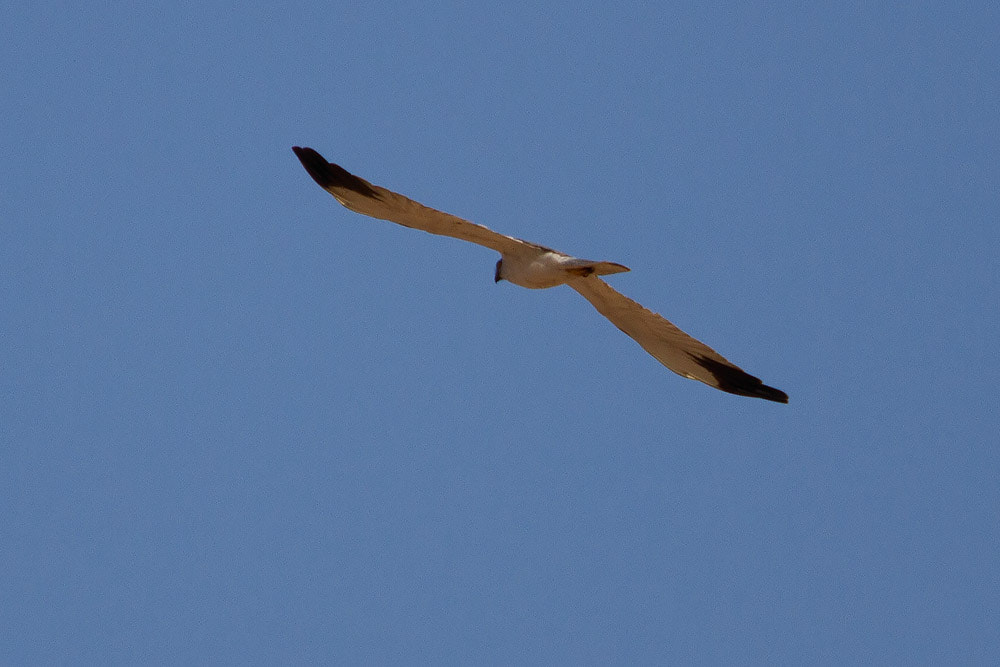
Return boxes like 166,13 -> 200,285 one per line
3,1 -> 998,663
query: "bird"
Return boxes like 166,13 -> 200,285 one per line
292,146 -> 788,403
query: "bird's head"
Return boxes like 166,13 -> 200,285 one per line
494,259 -> 504,283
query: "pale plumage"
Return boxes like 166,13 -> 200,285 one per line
293,146 -> 787,403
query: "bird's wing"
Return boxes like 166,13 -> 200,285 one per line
569,276 -> 788,402
293,147 -> 546,256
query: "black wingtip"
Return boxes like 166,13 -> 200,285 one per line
754,385 -> 789,404
291,146 -> 380,199
690,354 -> 789,403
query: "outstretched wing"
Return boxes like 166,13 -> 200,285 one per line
293,147 -> 545,256
569,276 -> 788,402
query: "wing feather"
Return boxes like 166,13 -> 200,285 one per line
293,147 -> 541,255
569,276 -> 788,402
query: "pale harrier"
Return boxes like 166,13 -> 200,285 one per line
293,147 -> 787,403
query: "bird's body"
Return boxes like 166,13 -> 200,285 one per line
495,251 -> 630,289
292,146 -> 788,403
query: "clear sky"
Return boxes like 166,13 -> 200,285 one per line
3,1 -> 998,664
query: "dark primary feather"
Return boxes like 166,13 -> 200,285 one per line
293,146 -> 380,199
688,354 -> 788,403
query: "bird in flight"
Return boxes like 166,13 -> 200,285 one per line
292,147 -> 788,403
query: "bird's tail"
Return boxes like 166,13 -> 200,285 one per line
591,261 -> 630,276
563,259 -> 631,278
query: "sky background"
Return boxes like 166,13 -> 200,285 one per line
3,1 -> 999,664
